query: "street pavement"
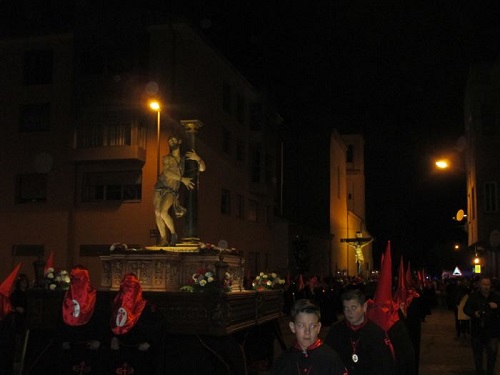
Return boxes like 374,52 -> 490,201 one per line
254,307 -> 481,375
419,307 -> 475,375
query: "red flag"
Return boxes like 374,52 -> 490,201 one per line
417,270 -> 423,288
0,262 -> 22,320
393,257 -> 419,316
394,257 -> 407,314
374,241 -> 393,303
297,274 -> 305,291
406,261 -> 414,287
366,241 -> 400,332
44,251 -> 54,274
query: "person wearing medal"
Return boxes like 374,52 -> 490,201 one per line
273,299 -> 348,375
324,289 -> 396,375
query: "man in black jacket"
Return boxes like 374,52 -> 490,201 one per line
464,275 -> 500,375
324,289 -> 396,375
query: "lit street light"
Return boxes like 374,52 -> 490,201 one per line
435,159 -> 449,169
149,101 -> 161,177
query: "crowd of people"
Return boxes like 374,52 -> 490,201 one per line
273,272 -> 500,375
271,270 -> 434,375
2,258 -> 500,375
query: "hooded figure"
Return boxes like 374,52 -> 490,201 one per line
110,273 -> 146,336
110,273 -> 163,375
366,242 -> 416,375
366,242 -> 400,334
0,263 -> 22,320
59,265 -> 105,374
62,265 -> 96,326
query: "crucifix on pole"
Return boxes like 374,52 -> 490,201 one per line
340,231 -> 373,275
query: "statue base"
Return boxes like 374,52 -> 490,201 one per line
99,250 -> 244,292
144,244 -> 199,252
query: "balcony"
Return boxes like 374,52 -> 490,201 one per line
70,121 -> 146,163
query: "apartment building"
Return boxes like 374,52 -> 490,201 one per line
464,60 -> 500,275
0,10 -> 282,279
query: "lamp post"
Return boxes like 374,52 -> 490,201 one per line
149,101 -> 161,177
434,153 -> 471,274
435,159 -> 450,169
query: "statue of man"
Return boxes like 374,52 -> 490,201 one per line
153,136 -> 205,246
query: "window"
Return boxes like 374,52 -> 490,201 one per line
484,182 -> 498,213
12,244 -> 44,256
236,139 -> 244,162
265,152 -> 274,185
472,187 -> 476,220
236,93 -> 245,123
248,199 -> 258,222
221,189 -> 231,215
223,82 -> 232,114
222,128 -> 231,155
82,171 -> 142,202
262,205 -> 269,224
16,174 -> 47,203
236,194 -> 244,218
481,102 -> 498,136
250,143 -> 261,183
76,119 -> 136,148
19,103 -> 50,132
337,166 -> 341,199
80,48 -> 105,75
250,102 -> 263,131
346,145 -> 354,163
23,49 -> 53,85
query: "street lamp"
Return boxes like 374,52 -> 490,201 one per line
149,101 -> 161,177
473,254 -> 482,274
435,159 -> 450,169
434,154 -> 464,173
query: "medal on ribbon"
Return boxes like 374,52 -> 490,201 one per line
351,338 -> 360,363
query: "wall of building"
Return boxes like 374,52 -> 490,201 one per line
0,19 -> 282,282
329,131 -> 371,277
464,61 -> 500,276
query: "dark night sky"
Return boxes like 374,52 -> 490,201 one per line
4,0 -> 500,272
182,1 -> 500,271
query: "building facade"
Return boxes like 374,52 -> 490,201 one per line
464,61 -> 500,276
330,131 -> 372,277
0,13 -> 282,280
0,4 -> 372,283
